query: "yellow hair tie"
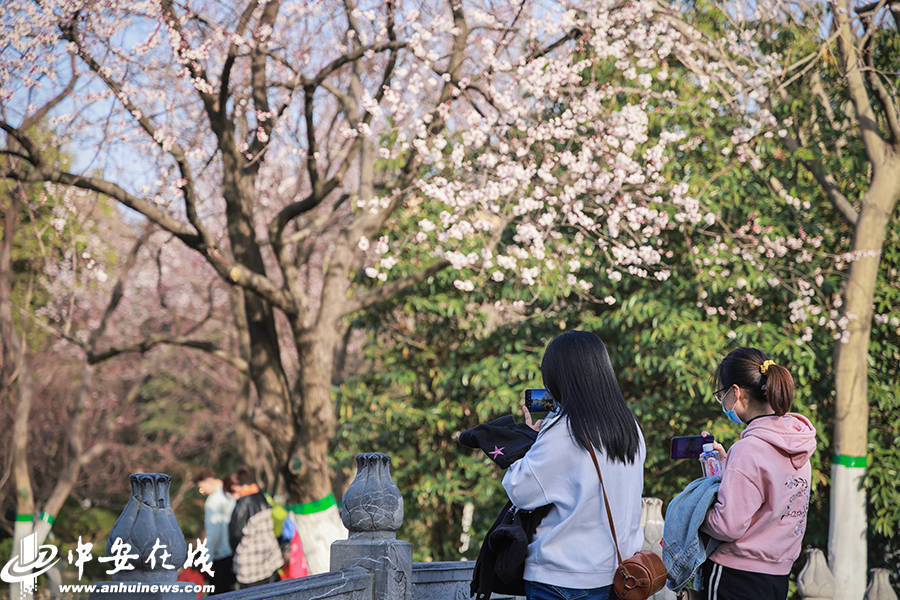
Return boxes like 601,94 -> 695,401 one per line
759,359 -> 776,374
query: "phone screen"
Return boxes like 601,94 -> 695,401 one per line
524,389 -> 555,413
670,435 -> 714,459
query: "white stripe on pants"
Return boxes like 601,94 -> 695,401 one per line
707,563 -> 723,600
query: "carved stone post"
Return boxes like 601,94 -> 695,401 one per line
865,569 -> 898,600
330,453 -> 412,600
641,498 -> 677,600
90,473 -> 196,600
798,548 -> 835,600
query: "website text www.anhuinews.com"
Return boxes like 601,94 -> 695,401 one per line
57,582 -> 215,595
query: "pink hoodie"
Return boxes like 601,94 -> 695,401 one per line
701,413 -> 817,575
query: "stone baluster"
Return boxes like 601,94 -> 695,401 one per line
90,473 -> 196,600
641,498 -> 677,600
797,548 -> 834,600
865,569 -> 898,600
330,453 -> 412,600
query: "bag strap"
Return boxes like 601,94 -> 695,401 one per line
587,444 -> 624,566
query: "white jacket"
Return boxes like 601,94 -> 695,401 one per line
502,413 -> 645,588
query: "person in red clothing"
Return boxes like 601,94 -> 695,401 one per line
700,347 -> 816,600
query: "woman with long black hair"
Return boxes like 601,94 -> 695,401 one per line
503,330 -> 645,600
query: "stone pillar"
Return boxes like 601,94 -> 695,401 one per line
90,473 -> 196,600
865,569 -> 898,600
330,453 -> 412,600
640,498 -> 677,600
797,548 -> 835,600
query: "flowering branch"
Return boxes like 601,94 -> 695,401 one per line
60,16 -> 215,250
341,259 -> 451,317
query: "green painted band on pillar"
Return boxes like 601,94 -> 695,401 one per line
289,493 -> 337,515
832,454 -> 867,468
15,514 -> 33,522
40,512 -> 55,525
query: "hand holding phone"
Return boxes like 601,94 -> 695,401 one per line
670,434 -> 715,459
522,389 -> 554,432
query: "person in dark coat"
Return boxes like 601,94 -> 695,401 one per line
227,466 -> 283,588
460,415 -> 551,599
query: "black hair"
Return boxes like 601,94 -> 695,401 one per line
714,347 -> 794,416
192,468 -> 216,484
231,466 -> 257,486
540,330 -> 641,464
223,473 -> 239,494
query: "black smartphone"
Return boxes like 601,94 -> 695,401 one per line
670,434 -> 715,459
524,389 -> 555,413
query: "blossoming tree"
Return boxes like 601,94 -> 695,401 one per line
2,0 -> 706,570
647,0 -> 900,595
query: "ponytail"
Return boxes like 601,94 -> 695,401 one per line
762,364 -> 794,416
715,347 -> 795,415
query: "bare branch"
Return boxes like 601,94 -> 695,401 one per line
778,131 -> 859,225
1,166 -> 294,312
88,335 -> 249,373
834,0 -> 888,165
88,226 -> 152,351
528,27 -> 582,61
857,2 -> 900,145
0,122 -> 42,165
305,41 -> 407,90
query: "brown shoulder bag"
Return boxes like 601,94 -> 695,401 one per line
587,446 -> 667,600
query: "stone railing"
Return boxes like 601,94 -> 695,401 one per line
92,457 -> 897,600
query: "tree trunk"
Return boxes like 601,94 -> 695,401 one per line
828,153 -> 900,600
2,192 -> 36,600
286,328 -> 347,574
221,165 -> 295,472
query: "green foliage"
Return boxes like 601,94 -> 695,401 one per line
334,7 -> 900,588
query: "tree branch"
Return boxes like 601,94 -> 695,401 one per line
60,16 -> 215,249
88,335 -> 249,373
341,259 -> 451,317
88,226 -> 152,351
305,40 -> 407,90
833,0 -> 888,165
779,131 -> 859,225
247,0 -> 282,161
3,164 -> 200,242
2,166 -> 294,312
20,54 -> 79,132
857,2 -> 900,145
220,0 -> 260,116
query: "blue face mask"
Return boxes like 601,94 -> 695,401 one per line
722,402 -> 743,425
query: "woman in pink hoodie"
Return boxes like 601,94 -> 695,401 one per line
700,347 -> 817,600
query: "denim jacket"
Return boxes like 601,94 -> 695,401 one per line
662,476 -> 722,591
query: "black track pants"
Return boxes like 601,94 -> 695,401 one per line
700,560 -> 789,600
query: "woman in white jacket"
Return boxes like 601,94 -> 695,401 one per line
503,330 -> 646,600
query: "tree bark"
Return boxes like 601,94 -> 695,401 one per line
2,191 -> 36,600
828,152 -> 900,600
286,326 -> 346,574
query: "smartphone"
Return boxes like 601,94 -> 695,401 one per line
524,389 -> 555,413
670,434 -> 715,459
